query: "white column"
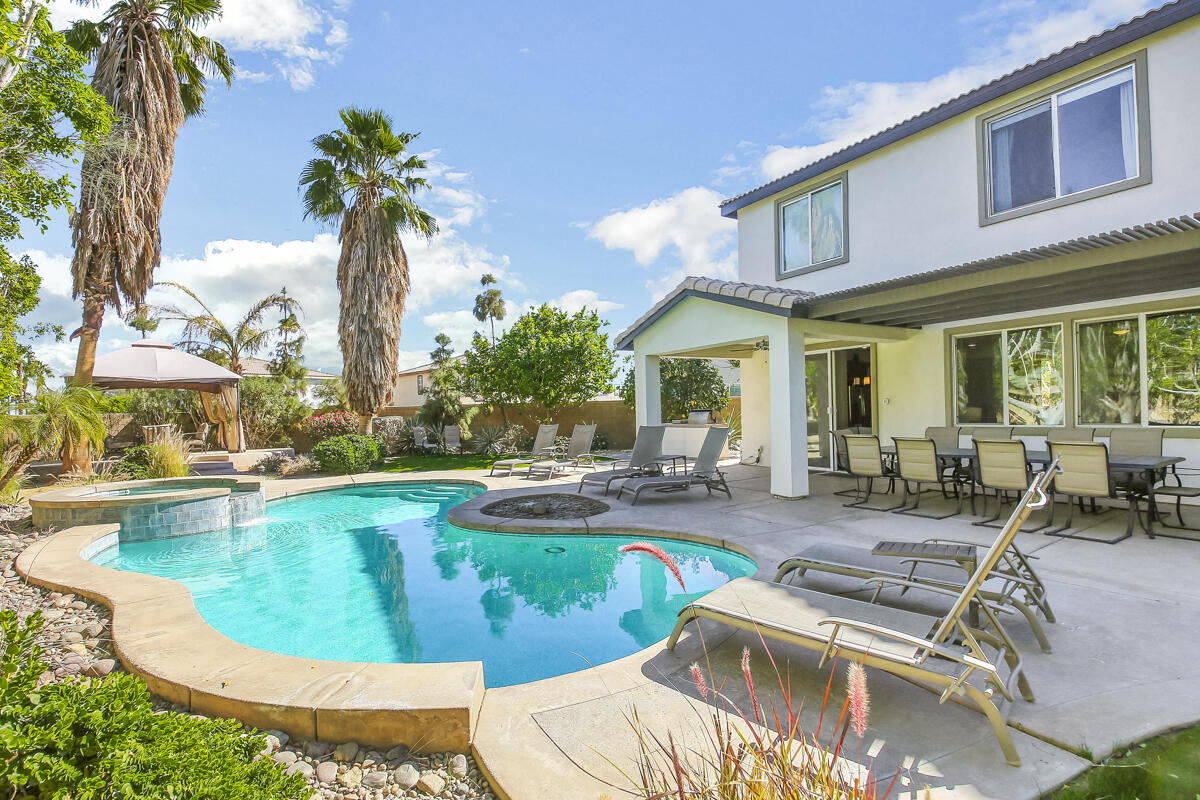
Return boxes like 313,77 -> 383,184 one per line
634,352 -> 662,427
768,322 -> 809,499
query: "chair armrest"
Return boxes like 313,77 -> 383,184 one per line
815,617 -> 995,672
863,577 -> 1016,616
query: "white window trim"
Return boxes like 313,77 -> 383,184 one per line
976,50 -> 1151,226
774,172 -> 849,279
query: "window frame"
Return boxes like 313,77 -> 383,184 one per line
1075,305 -> 1200,428
952,322 -> 1066,427
416,374 -> 426,395
976,50 -> 1151,226
774,172 -> 850,279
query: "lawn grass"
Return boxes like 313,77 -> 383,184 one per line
380,453 -> 500,472
1048,724 -> 1200,799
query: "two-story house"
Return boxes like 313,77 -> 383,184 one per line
617,1 -> 1200,499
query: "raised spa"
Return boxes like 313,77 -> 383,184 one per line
91,482 -> 756,686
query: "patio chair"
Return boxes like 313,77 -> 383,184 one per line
667,464 -> 1057,767
925,424 -> 968,496
183,423 -> 210,453
889,437 -> 967,518
615,427 -> 730,505
773,504 -> 1057,652
489,424 -> 559,476
412,426 -> 439,454
974,426 -> 1014,440
829,429 -> 860,497
578,425 -> 665,495
1108,427 -> 1166,484
1046,426 -> 1095,443
529,423 -> 597,479
841,434 -> 896,510
973,438 -> 1048,532
1045,441 -> 1139,544
442,425 -> 462,454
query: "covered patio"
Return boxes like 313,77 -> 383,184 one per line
615,277 -> 912,498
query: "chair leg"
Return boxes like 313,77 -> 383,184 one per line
893,480 -> 961,519
1046,493 -> 1131,544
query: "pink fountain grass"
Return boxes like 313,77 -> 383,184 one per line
742,646 -> 761,724
848,663 -> 871,739
690,662 -> 709,701
619,541 -> 686,592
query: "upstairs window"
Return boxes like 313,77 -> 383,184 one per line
983,58 -> 1148,222
777,177 -> 847,277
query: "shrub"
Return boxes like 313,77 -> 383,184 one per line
298,410 -> 357,444
252,452 -> 318,477
118,430 -> 189,479
372,417 -> 415,456
239,377 -> 309,449
312,434 -> 381,475
592,429 -> 610,451
0,611 -> 307,800
471,424 -> 525,454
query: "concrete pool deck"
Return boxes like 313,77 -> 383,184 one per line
16,464 -> 1200,799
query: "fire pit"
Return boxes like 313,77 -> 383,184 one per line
480,493 -> 609,520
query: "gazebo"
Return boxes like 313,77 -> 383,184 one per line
68,339 -> 245,452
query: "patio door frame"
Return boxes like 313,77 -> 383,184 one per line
805,344 -> 877,471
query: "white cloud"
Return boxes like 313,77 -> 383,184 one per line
420,310 -> 489,348
552,289 -> 623,315
757,0 -> 1158,180
47,0 -> 351,93
588,186 -> 736,298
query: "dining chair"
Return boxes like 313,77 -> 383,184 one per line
1045,441 -> 1138,544
842,434 -> 896,510
974,438 -> 1047,531
891,437 -> 967,518
830,429 -> 859,497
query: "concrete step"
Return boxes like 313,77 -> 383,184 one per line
190,459 -> 238,476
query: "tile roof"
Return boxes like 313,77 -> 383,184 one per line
719,0 -> 1200,219
238,356 -> 339,379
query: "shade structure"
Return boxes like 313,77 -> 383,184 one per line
66,339 -> 245,452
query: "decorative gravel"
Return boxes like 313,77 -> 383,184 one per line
2,507 -> 497,799
481,493 -> 609,519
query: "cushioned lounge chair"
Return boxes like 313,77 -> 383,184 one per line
667,464 -> 1057,767
529,423 -> 597,479
578,425 -> 665,495
614,426 -> 730,505
489,424 -> 558,476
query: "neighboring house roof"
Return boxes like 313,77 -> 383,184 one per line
395,355 -> 466,377
238,356 -> 339,380
719,0 -> 1200,219
614,211 -> 1200,347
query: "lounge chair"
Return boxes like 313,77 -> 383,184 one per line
667,464 -> 1057,767
614,427 -> 730,505
442,425 -> 462,454
529,423 -> 597,479
773,511 -> 1056,653
578,425 -> 665,495
489,424 -> 559,476
412,425 -> 439,454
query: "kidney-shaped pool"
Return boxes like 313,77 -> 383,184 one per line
92,483 -> 756,686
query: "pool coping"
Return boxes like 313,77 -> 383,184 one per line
16,472 -> 762,776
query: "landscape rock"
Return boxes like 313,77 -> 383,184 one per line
392,763 -> 419,789
361,770 -> 387,789
272,750 -> 298,766
450,754 -> 468,778
285,760 -> 315,779
304,741 -> 332,758
386,744 -> 410,763
333,741 -> 359,762
83,659 -> 115,677
337,765 -> 362,788
416,772 -> 446,796
315,761 -> 339,784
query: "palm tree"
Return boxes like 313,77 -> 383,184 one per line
65,0 -> 233,387
152,282 -> 300,374
0,385 -> 108,489
472,273 -> 505,344
123,304 -> 159,339
299,107 -> 437,433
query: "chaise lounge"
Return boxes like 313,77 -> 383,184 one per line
578,425 -> 665,495
614,426 -> 730,505
489,424 -> 558,476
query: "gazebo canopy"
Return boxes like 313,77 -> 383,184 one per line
66,339 -> 240,392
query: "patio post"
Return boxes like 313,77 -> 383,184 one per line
633,352 -> 662,426
768,321 -> 809,498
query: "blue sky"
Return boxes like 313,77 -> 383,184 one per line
20,0 -> 1158,377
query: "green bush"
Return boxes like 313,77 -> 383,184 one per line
312,433 -> 381,475
0,610 -> 306,800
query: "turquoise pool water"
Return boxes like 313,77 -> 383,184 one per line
92,483 -> 756,686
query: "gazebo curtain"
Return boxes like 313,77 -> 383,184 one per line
200,384 -> 244,452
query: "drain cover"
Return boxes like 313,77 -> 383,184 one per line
544,546 -> 566,554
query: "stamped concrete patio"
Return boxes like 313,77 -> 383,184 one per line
448,463 -> 1200,800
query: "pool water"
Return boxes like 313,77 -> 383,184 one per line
93,483 -> 756,686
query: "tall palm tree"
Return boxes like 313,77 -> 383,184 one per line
299,107 -> 437,432
0,385 -> 108,488
472,273 -> 505,344
151,282 -> 299,374
65,0 -> 233,387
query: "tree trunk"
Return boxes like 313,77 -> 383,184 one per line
358,413 -> 372,435
62,281 -> 107,475
0,443 -> 39,493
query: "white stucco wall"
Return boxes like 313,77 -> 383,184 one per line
875,327 -> 947,445
735,20 -> 1200,294
740,352 -> 771,465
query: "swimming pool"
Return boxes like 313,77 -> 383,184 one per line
92,483 -> 756,686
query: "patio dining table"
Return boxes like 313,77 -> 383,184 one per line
880,444 -> 1185,537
